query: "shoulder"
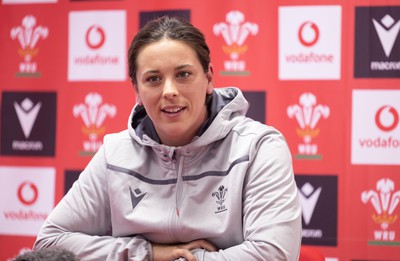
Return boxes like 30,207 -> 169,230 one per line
233,117 -> 285,141
103,129 -> 131,145
102,129 -> 137,160
232,117 -> 291,157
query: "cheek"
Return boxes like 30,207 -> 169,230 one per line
192,92 -> 208,109
139,92 -> 159,109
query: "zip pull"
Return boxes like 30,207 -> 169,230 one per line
176,207 -> 180,217
171,150 -> 177,163
168,148 -> 176,159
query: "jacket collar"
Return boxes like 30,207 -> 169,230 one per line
128,87 -> 248,147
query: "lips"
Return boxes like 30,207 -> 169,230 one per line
161,106 -> 185,114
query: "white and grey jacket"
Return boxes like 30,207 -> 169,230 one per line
34,87 -> 302,260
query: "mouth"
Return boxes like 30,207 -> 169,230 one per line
161,106 -> 185,114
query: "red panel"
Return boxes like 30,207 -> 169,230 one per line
1,0 -> 400,260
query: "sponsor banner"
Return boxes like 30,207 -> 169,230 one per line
10,15 -> 49,78
213,10 -> 259,76
354,259 -> 397,261
64,170 -> 81,195
3,0 -> 56,3
139,10 -> 191,28
67,91 -> 118,157
295,175 -> 338,246
242,91 -> 266,123
68,10 -> 126,81
361,177 -> 400,246
351,90 -> 400,165
348,173 -> 400,257
354,6 -> 400,78
0,91 -> 56,156
279,6 -> 341,80
0,166 -> 55,236
287,92 -> 330,160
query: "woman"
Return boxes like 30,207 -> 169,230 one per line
34,16 -> 302,261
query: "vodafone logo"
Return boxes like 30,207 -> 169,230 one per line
68,10 -> 126,81
17,181 -> 39,206
0,166 -> 55,235
352,90 -> 400,165
298,21 -> 319,47
86,25 -> 105,49
375,105 -> 399,132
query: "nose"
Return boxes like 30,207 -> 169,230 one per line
162,79 -> 178,99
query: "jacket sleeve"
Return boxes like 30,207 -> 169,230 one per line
196,131 -> 302,261
33,145 -> 152,261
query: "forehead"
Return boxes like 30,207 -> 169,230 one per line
138,39 -> 197,59
136,39 -> 199,69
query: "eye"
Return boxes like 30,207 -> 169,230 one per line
176,71 -> 191,78
146,75 -> 161,83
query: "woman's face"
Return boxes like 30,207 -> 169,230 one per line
135,39 -> 213,146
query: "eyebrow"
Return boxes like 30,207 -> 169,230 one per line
175,64 -> 194,70
143,69 -> 159,75
142,64 -> 194,75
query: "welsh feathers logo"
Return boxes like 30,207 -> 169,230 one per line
211,185 -> 228,214
73,92 -> 116,156
287,93 -> 330,159
361,178 -> 400,244
213,10 -> 258,76
10,15 -> 48,77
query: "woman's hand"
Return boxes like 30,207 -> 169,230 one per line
152,239 -> 217,261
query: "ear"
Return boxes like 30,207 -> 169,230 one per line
206,64 -> 214,94
136,96 -> 143,106
135,89 -> 143,106
131,79 -> 143,105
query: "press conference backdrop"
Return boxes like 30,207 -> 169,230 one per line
0,0 -> 399,260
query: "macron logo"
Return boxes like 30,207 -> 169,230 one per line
372,14 -> 400,57
299,182 -> 322,225
130,187 -> 146,210
14,98 -> 41,138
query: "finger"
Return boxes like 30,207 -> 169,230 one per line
195,239 -> 217,252
182,239 -> 217,252
174,248 -> 196,261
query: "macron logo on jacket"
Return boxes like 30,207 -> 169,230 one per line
130,187 -> 146,210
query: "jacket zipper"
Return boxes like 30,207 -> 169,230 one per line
170,150 -> 182,241
175,154 -> 184,218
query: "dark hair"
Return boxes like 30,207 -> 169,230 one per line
13,247 -> 79,261
128,16 -> 210,85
